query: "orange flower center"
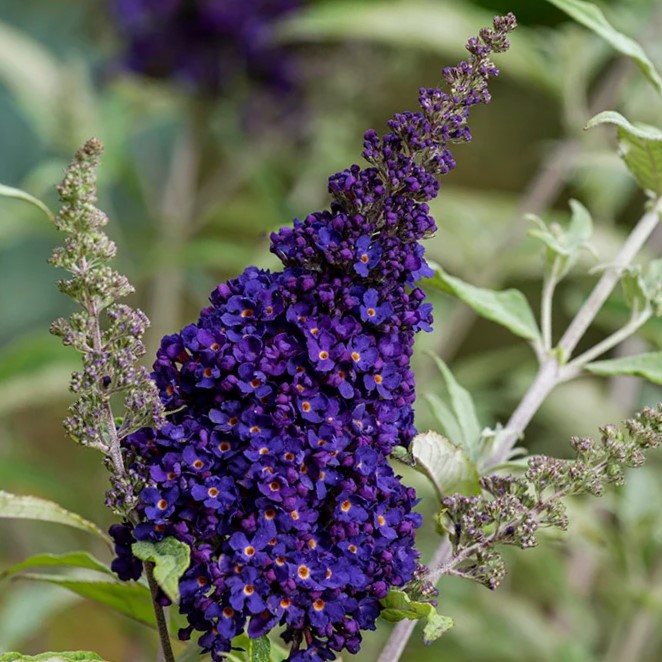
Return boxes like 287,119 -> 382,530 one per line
207,487 -> 219,498
298,565 -> 310,579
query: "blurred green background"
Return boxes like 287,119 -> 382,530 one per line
1,0 -> 662,660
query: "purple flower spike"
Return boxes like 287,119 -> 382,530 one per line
112,13 -> 516,662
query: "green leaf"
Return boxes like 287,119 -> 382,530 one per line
586,111 -> 662,195
0,183 -> 54,222
427,353 -> 481,458
279,0 -> 556,93
424,393 -> 465,453
585,352 -> 662,384
410,431 -> 480,497
247,636 -> 270,662
132,537 -> 191,603
380,589 -> 454,644
1,552 -> 114,581
422,610 -> 455,644
0,492 -> 110,545
426,264 -> 541,342
13,573 -> 155,628
528,199 -> 594,280
0,653 -> 108,662
544,0 -> 662,95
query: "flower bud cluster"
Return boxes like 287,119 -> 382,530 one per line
50,139 -> 165,515
112,16 -> 517,661
436,405 -> 662,590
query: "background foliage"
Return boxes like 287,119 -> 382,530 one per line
1,0 -> 661,660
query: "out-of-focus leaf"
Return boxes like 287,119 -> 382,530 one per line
545,0 -> 662,95
0,364 -> 75,416
585,352 -> 662,384
426,264 -> 541,343
410,431 -> 480,497
0,652 -> 108,661
279,0 -> 557,93
380,589 -> 453,643
132,537 -> 191,603
0,492 -> 109,545
0,21 -> 61,138
427,352 -> 482,458
0,552 -> 114,581
0,184 -> 54,222
13,574 -> 155,628
586,111 -> 662,195
0,583 -> 79,650
0,332 -> 75,382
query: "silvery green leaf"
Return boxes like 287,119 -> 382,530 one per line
247,636 -> 270,662
585,352 -> 662,384
0,653 -> 108,662
0,492 -> 109,545
380,589 -> 454,644
132,537 -> 191,603
1,552 -> 114,581
411,431 -> 480,497
426,264 -> 540,343
545,0 -> 662,95
528,199 -> 594,279
12,574 -> 155,627
586,111 -> 662,195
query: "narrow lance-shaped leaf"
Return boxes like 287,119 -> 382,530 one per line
0,492 -> 110,546
1,551 -> 114,581
132,537 -> 191,603
427,352 -> 482,459
585,352 -> 662,385
586,111 -> 662,195
12,573 -> 156,628
544,0 -> 662,95
0,184 -> 54,221
426,264 -> 541,343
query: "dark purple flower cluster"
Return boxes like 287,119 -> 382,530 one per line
111,0 -> 303,95
112,14 -> 516,661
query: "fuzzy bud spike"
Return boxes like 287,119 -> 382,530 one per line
49,138 -> 165,516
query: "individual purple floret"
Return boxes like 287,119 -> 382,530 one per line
111,0 -> 303,95
112,14 -> 516,661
